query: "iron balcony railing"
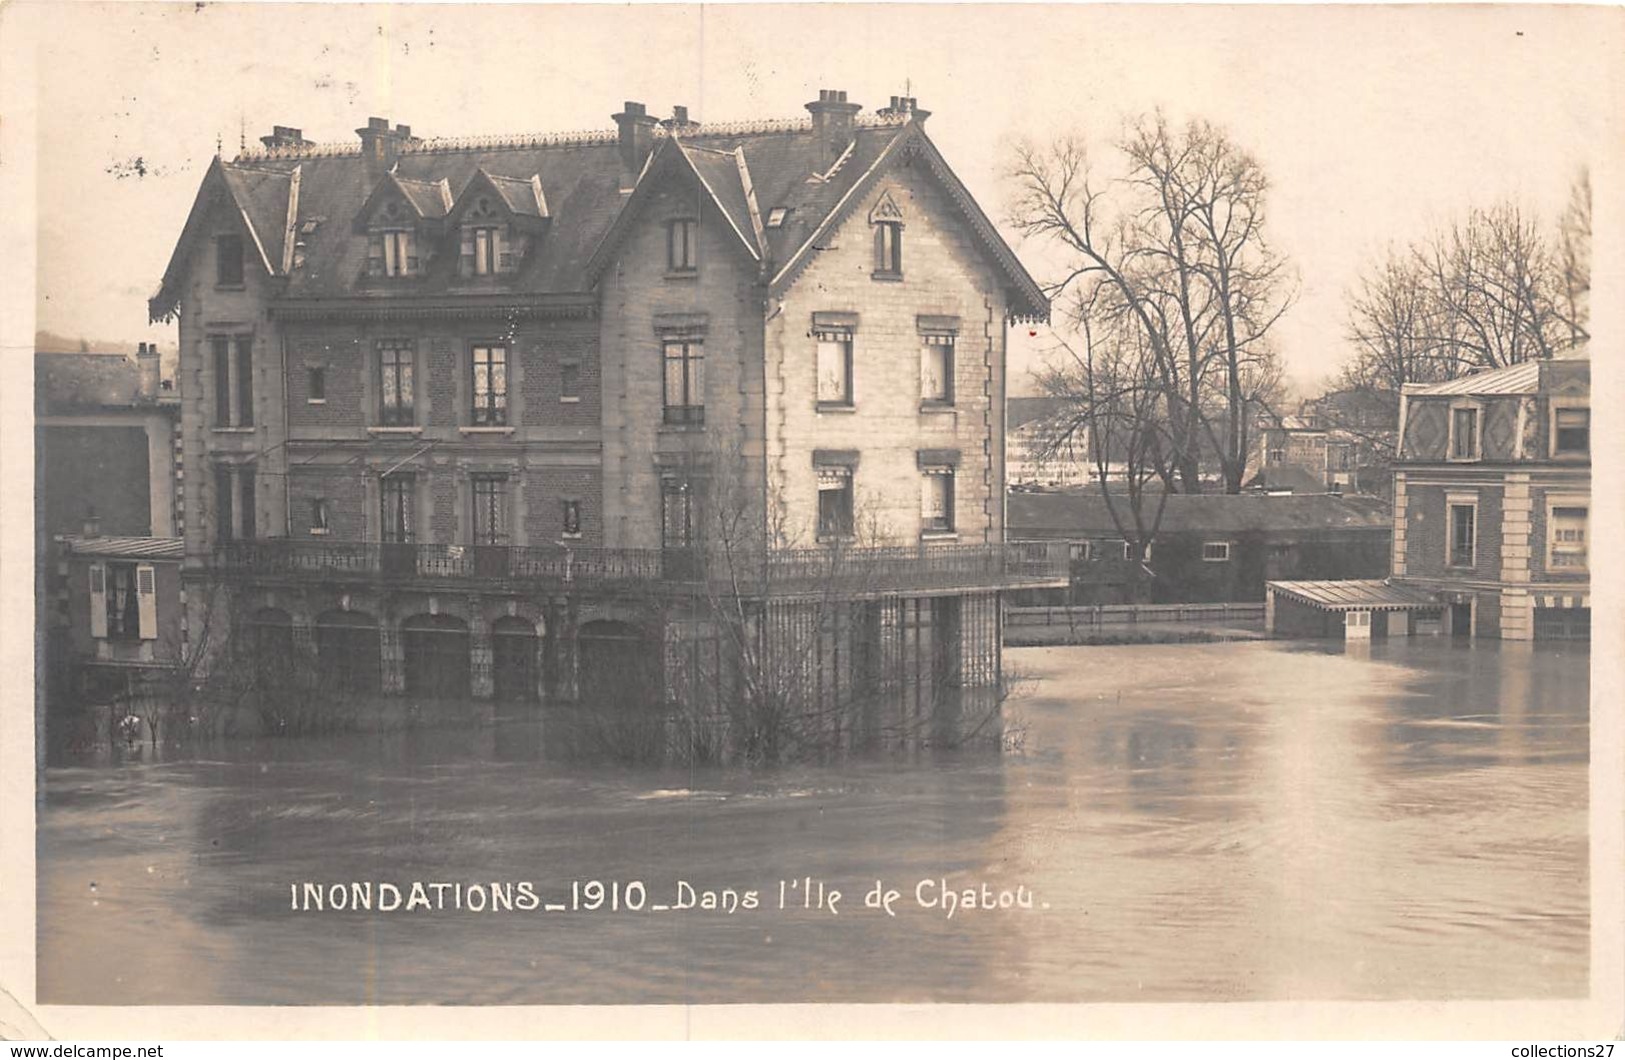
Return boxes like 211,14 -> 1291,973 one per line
212,539 -> 1069,596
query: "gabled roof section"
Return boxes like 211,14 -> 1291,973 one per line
484,172 -> 549,218
150,157 -> 290,321
769,123 -> 1048,322
448,167 -> 550,227
583,136 -> 762,284
394,174 -> 454,218
353,171 -> 451,234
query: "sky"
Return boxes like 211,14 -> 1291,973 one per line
17,1 -> 1622,395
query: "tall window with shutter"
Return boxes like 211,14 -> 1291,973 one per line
921,467 -> 955,533
920,331 -> 955,405
815,328 -> 853,407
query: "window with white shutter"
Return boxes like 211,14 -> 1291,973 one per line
136,564 -> 158,640
88,563 -> 107,639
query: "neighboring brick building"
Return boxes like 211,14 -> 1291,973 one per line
1390,357 -> 1591,639
1007,491 -> 1392,605
36,348 -> 186,713
1267,355 -> 1590,641
1251,389 -> 1394,498
148,94 -> 1060,718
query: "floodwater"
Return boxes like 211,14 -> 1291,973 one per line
37,637 -> 1589,1005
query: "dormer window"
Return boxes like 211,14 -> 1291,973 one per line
368,229 -> 417,277
460,195 -> 512,277
766,207 -> 790,228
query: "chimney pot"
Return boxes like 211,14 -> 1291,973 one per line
136,342 -> 159,400
612,101 -> 660,190
671,105 -> 689,125
357,116 -> 411,177
805,88 -> 862,169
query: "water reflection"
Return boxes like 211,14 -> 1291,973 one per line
39,638 -> 1587,1004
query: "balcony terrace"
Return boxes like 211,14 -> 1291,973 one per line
209,539 -> 1071,599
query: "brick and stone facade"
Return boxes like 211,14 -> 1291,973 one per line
1391,358 -> 1590,640
148,92 -> 1056,718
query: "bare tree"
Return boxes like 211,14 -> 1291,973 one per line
1337,174 -> 1591,450
1009,114 -> 1295,495
1556,168 -> 1591,347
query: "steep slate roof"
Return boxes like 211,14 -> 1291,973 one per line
1008,491 -> 1392,536
151,107 -> 1047,322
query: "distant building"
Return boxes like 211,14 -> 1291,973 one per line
1267,356 -> 1590,640
1392,358 -> 1590,639
36,347 -> 185,708
1252,390 -> 1394,497
53,535 -> 186,705
1007,491 -> 1392,604
36,347 -> 182,538
1007,396 -> 1090,488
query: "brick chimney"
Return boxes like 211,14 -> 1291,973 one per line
136,342 -> 159,401
662,105 -> 699,134
876,95 -> 930,122
805,89 -> 862,169
356,117 -> 413,179
82,506 -> 100,539
260,125 -> 312,150
612,101 -> 659,190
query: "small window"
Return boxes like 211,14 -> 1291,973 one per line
1202,542 -> 1231,562
874,221 -> 902,276
668,218 -> 698,272
766,207 -> 790,228
471,345 -> 509,426
560,362 -> 581,402
1450,406 -> 1480,460
1554,409 -> 1589,455
1267,447 -> 1284,466
1549,506 -> 1588,570
815,329 -> 853,407
310,498 -> 330,535
105,563 -> 140,641
471,226 -> 499,276
307,366 -> 326,402
817,467 -> 855,539
216,234 -> 245,286
1449,503 -> 1476,567
1068,541 -> 1091,562
920,467 -> 954,533
562,499 -> 582,538
381,230 -> 416,277
1121,541 -> 1134,561
921,333 -> 955,405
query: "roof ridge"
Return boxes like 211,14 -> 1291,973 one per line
234,110 -> 913,162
